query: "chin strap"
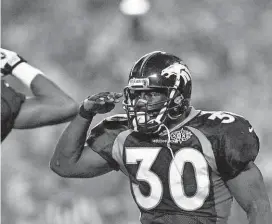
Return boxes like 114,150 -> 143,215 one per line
168,110 -> 183,120
168,97 -> 190,120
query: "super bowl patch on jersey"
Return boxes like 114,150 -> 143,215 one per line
152,128 -> 193,144
170,128 -> 193,143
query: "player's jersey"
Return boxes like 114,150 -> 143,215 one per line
86,107 -> 259,224
1,80 -> 25,141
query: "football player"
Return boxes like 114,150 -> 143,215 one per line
1,48 -> 78,141
50,51 -> 271,224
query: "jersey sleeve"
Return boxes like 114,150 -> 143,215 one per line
1,80 -> 26,141
216,115 -> 259,180
86,115 -> 128,171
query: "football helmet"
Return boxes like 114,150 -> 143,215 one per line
123,51 -> 192,133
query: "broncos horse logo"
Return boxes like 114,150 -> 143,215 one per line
161,63 -> 191,85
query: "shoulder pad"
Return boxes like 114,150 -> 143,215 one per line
103,114 -> 128,128
104,114 -> 128,122
211,112 -> 259,180
90,114 -> 128,136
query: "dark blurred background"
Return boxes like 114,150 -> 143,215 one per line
1,0 -> 272,223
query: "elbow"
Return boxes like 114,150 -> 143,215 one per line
50,159 -> 72,178
53,97 -> 78,121
62,98 -> 78,118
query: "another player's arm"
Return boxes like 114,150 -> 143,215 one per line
14,74 -> 78,128
50,92 -> 123,178
226,162 -> 272,224
1,48 -> 78,128
50,115 -> 113,178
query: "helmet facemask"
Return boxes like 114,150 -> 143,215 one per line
123,87 -> 169,133
123,87 -> 189,134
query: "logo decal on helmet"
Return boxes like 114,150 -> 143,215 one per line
128,78 -> 150,88
161,63 -> 191,85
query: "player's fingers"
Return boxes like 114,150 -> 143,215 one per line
87,92 -> 121,104
97,97 -> 106,104
86,96 -> 105,105
103,92 -> 118,103
113,92 -> 123,99
104,94 -> 115,103
107,92 -> 122,97
87,92 -> 109,100
106,92 -> 123,103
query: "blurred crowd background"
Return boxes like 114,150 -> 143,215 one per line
1,0 -> 272,224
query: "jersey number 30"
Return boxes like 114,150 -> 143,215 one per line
125,147 -> 210,211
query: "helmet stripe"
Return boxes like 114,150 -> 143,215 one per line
139,51 -> 164,77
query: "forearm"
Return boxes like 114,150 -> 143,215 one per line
51,115 -> 93,166
14,98 -> 78,129
50,92 -> 122,177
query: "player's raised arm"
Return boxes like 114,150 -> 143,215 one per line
1,48 -> 78,131
50,92 -> 123,178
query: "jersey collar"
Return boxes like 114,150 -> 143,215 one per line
166,106 -> 201,134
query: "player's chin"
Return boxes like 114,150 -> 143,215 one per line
136,119 -> 161,134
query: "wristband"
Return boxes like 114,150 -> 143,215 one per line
79,104 -> 96,120
12,62 -> 44,88
1,54 -> 26,76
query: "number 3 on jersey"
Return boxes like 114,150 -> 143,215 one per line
125,147 -> 210,211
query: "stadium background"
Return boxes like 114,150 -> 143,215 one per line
1,0 -> 272,223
